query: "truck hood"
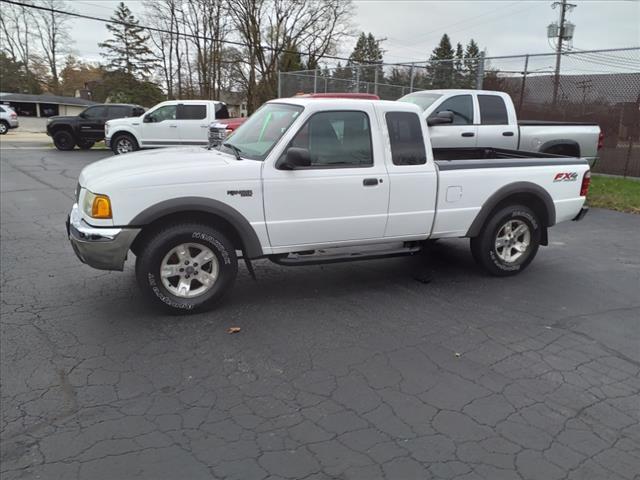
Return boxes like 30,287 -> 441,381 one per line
48,115 -> 78,123
105,116 -> 141,127
79,147 -> 258,193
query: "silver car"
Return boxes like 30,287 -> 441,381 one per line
0,105 -> 19,134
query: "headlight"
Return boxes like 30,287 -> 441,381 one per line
82,190 -> 112,219
105,124 -> 109,135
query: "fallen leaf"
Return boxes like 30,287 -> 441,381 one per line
226,327 -> 241,334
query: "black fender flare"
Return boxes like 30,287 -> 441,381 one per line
466,182 -> 556,237
539,139 -> 581,156
129,197 -> 263,258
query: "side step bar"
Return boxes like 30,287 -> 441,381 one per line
269,244 -> 422,267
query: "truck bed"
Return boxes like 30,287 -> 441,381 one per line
518,120 -> 599,126
433,147 -> 588,170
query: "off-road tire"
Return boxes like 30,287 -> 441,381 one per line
470,204 -> 541,276
135,223 -> 238,314
53,131 -> 76,150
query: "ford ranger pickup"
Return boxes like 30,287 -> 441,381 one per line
67,98 -> 590,313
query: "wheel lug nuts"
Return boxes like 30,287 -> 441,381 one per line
193,263 -> 198,267
194,271 -> 199,275
179,268 -> 184,272
186,275 -> 190,279
185,260 -> 189,265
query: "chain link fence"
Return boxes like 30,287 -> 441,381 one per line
279,48 -> 640,177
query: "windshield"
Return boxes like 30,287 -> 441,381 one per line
221,103 -> 303,160
397,93 -> 443,111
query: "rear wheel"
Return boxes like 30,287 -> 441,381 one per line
112,133 -> 138,155
135,223 -> 238,313
0,121 -> 8,135
53,131 -> 75,150
470,204 -> 541,276
77,139 -> 95,150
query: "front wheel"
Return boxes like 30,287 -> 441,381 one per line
0,121 -> 8,135
111,133 -> 138,155
135,223 -> 238,313
470,204 -> 541,276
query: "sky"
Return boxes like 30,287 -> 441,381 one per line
62,0 -> 640,67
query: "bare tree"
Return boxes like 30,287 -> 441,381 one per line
0,0 -> 35,67
229,0 -> 353,112
33,0 -> 74,93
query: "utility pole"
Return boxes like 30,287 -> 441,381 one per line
550,0 -> 577,107
576,79 -> 592,115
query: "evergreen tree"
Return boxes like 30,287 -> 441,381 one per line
454,42 -> 464,87
348,32 -> 384,85
99,2 -> 156,79
427,34 -> 455,88
464,39 -> 481,88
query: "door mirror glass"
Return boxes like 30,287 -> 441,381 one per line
427,111 -> 454,126
280,147 -> 311,170
143,114 -> 154,123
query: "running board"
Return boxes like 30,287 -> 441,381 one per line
269,244 -> 422,267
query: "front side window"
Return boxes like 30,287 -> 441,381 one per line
147,105 -> 176,123
478,95 -> 508,125
83,106 -> 107,119
433,95 -> 473,125
386,112 -> 426,166
178,104 -> 206,120
221,103 -> 303,160
286,111 -> 373,168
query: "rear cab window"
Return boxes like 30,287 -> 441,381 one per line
178,104 -> 207,120
478,95 -> 509,125
385,112 -> 426,165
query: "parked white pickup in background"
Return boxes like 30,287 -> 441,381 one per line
105,100 -> 230,155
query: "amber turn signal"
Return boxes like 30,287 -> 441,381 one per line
91,195 -> 112,219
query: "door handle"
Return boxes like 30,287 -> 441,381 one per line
461,132 -> 475,137
169,125 -> 178,128
363,178 -> 379,186
200,125 -> 209,128
502,131 -> 515,137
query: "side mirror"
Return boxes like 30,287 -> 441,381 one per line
279,147 -> 311,170
78,112 -> 86,119
427,110 -> 454,126
143,114 -> 154,123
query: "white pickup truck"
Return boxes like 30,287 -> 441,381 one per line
105,100 -> 230,155
399,89 -> 602,164
67,98 -> 590,313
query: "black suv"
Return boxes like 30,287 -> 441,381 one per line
47,104 -> 145,151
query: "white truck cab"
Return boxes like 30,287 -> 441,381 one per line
105,100 -> 230,154
68,98 -> 590,313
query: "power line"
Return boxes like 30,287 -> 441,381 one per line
0,0 -> 369,65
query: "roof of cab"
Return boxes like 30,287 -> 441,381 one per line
268,97 -> 422,113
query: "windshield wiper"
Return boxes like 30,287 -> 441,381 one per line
222,142 -> 242,161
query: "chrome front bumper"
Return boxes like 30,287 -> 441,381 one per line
66,204 -> 140,271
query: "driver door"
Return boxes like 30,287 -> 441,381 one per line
141,105 -> 179,147
428,94 -> 477,148
79,106 -> 108,140
262,108 -> 390,248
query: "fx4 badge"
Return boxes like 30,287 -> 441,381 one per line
553,172 -> 578,182
227,190 -> 253,197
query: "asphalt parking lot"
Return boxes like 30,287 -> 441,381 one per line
1,142 -> 639,480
